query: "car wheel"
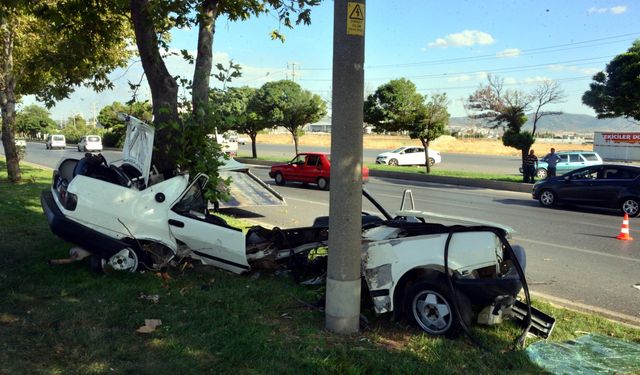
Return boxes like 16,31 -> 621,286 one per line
89,255 -> 107,274
274,172 -> 285,186
404,279 -> 470,337
539,189 -> 556,207
77,146 -> 82,152
536,168 -> 548,179
317,177 -> 329,190
388,158 -> 398,166
428,157 -> 435,167
621,198 -> 640,217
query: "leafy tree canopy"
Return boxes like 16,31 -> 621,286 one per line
364,78 -> 425,133
251,80 -> 326,154
15,105 -> 56,138
97,101 -> 153,130
582,40 -> 640,122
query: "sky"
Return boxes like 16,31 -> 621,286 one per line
30,0 -> 640,123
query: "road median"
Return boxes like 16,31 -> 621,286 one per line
235,157 -> 532,193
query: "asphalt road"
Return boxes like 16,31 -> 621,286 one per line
10,142 -> 640,325
239,143 -> 524,175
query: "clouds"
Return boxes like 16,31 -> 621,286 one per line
587,5 -> 627,14
496,48 -> 521,58
547,64 -> 601,75
427,30 -> 495,48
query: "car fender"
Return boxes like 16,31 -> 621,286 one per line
362,231 -> 502,313
65,175 -> 188,249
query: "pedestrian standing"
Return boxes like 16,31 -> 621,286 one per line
544,147 -> 561,178
524,149 -> 538,183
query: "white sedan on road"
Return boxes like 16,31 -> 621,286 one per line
376,146 -> 442,167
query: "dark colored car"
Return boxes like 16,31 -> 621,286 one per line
532,164 -> 640,216
269,152 -> 369,190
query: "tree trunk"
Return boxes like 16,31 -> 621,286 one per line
191,0 -> 219,122
421,139 -> 431,174
249,132 -> 258,158
291,130 -> 299,155
130,0 -> 179,175
0,13 -> 21,183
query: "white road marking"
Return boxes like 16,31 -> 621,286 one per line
515,237 -> 640,263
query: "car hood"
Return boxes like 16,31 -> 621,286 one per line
377,152 -> 395,158
122,116 -> 155,187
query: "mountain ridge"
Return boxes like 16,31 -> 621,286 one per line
449,113 -> 639,134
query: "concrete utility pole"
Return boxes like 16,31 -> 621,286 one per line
326,0 -> 366,334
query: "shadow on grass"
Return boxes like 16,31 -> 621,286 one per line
0,161 -> 547,374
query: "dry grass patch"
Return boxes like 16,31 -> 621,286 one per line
254,133 -> 592,156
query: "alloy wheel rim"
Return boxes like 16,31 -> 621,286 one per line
412,290 -> 452,334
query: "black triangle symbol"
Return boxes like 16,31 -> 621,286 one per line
349,4 -> 364,20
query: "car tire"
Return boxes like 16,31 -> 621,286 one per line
274,172 -> 285,186
536,168 -> 548,179
404,279 -> 471,337
77,146 -> 82,152
621,198 -> 640,217
428,157 -> 435,167
317,177 -> 329,190
89,255 -> 107,274
539,189 -> 557,207
389,158 -> 398,166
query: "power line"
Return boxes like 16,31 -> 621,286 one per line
297,55 -> 613,83
298,31 -> 640,71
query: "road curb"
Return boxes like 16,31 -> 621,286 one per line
235,157 -> 533,194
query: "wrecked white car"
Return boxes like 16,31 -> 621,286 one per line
41,116 -> 530,337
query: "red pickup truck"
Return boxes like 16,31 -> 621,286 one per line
269,152 -> 369,190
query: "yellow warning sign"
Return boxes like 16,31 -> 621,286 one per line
347,3 -> 365,36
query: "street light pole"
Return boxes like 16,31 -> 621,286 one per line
326,0 -> 366,334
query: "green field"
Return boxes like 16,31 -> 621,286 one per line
1,160 -> 638,374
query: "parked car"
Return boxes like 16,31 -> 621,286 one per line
532,164 -> 640,216
46,134 -> 66,150
226,132 -> 248,145
376,146 -> 442,166
521,151 -> 603,179
269,152 -> 369,190
40,116 -> 529,337
77,135 -> 103,152
14,138 -> 26,148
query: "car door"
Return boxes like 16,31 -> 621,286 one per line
302,154 -> 321,182
557,166 -> 601,204
590,167 -> 637,208
284,154 -> 306,182
410,147 -> 426,165
167,174 -> 249,274
555,154 -> 571,174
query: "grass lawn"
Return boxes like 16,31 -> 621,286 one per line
1,160 -> 638,374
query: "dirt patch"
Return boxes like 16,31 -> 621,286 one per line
253,133 -> 592,157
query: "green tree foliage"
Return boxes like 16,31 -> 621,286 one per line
97,101 -> 152,147
0,1 -> 131,182
128,0 -> 320,176
15,105 -> 56,139
364,79 -> 449,174
251,80 -> 327,154
364,78 -> 425,133
582,40 -> 640,122
210,86 -> 268,158
410,93 -> 450,173
466,75 -> 563,181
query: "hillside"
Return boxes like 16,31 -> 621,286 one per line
449,113 -> 639,134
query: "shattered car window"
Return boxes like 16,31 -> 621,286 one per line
172,175 -> 207,215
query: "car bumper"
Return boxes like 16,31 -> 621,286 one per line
41,190 -> 131,260
454,275 -> 522,305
